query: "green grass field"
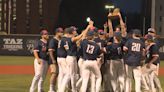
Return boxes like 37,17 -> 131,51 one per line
0,56 -> 164,92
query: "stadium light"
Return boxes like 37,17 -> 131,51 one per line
105,5 -> 115,9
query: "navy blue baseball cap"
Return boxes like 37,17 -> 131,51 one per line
133,29 -> 141,35
55,27 -> 63,33
64,27 -> 73,34
70,26 -> 78,31
87,31 -> 95,36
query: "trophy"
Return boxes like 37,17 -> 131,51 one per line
108,8 -> 120,20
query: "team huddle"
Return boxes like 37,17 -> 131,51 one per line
29,10 -> 163,92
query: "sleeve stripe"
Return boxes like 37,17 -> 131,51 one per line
152,54 -> 159,57
33,50 -> 39,52
48,49 -> 55,51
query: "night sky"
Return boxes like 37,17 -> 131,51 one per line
55,0 -> 149,33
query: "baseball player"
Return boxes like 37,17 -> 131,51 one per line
57,30 -> 70,92
48,28 -> 63,92
105,10 -> 127,92
80,31 -> 102,92
104,31 -> 125,92
59,22 -> 92,92
123,29 -> 145,92
147,28 -> 163,92
90,29 -> 106,92
76,37 -> 86,90
29,29 -> 49,92
142,34 -> 163,92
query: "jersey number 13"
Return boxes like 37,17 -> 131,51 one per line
86,44 -> 95,54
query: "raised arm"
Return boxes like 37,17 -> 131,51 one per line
118,12 -> 127,37
108,13 -> 114,37
103,22 -> 108,33
71,21 -> 93,42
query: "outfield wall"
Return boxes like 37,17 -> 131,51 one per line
0,35 -> 39,56
0,35 -> 164,60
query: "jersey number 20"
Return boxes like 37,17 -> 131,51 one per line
86,44 -> 95,54
131,43 -> 141,52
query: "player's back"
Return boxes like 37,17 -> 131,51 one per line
124,38 -> 145,66
81,39 -> 101,60
94,37 -> 106,49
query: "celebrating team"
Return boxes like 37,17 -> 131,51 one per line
29,9 -> 163,92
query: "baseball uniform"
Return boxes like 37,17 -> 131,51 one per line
124,37 -> 145,92
93,37 -> 106,91
60,37 -> 78,92
80,39 -> 102,92
30,39 -> 49,92
106,41 -> 125,92
48,37 -> 59,92
57,37 -> 68,92
143,42 -> 163,92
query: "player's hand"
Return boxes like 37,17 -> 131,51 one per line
64,44 -> 69,50
103,22 -> 108,28
37,59 -> 42,64
146,63 -> 151,69
108,13 -> 112,17
89,20 -> 94,27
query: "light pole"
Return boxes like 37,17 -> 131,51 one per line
105,5 -> 115,13
8,0 -> 11,35
151,0 -> 156,28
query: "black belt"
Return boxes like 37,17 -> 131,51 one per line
111,58 -> 122,60
85,59 -> 97,61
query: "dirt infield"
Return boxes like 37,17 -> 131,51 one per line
0,65 -> 34,74
0,65 -> 164,75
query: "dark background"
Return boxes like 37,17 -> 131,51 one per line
9,0 -> 152,34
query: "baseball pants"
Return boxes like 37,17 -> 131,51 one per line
125,64 -> 142,92
59,56 -> 78,92
29,59 -> 48,92
154,64 -> 163,92
76,58 -> 84,89
57,57 -> 67,92
103,60 -> 113,92
81,60 -> 102,92
90,55 -> 104,92
142,63 -> 163,92
109,59 -> 125,92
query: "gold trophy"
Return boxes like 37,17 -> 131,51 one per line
108,8 -> 120,19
